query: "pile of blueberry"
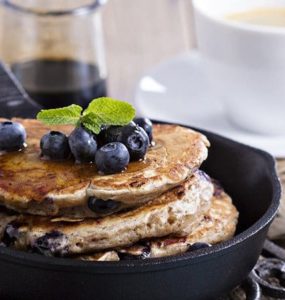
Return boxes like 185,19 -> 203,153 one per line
0,118 -> 153,174
40,117 -> 153,174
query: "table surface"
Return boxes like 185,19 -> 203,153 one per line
102,0 -> 195,103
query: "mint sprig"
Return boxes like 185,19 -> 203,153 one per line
36,98 -> 136,134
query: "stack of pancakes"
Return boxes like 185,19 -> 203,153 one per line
0,119 -> 238,261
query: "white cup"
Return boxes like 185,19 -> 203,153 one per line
192,0 -> 285,135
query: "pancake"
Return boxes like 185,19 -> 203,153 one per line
1,171 -> 214,256
0,118 -> 209,218
148,189 -> 238,258
77,189 -> 238,261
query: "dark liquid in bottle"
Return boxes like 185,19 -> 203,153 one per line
11,59 -> 107,109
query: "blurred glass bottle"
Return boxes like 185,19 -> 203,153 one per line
0,0 -> 108,108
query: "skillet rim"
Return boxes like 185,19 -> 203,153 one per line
0,120 -> 280,273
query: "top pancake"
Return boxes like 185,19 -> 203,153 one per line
0,118 -> 209,217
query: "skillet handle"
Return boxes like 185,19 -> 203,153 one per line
263,239 -> 285,260
241,274 -> 261,300
251,258 -> 285,299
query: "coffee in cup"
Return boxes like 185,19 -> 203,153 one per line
226,7 -> 285,27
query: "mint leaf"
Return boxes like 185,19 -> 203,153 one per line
37,104 -> 82,126
80,112 -> 101,134
83,97 -> 136,126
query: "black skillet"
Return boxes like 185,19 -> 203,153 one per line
0,64 -> 281,300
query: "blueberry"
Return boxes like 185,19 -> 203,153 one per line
99,122 -> 149,161
88,197 -> 121,214
2,222 -> 20,246
102,126 -> 122,144
68,127 -> 98,163
0,121 -> 26,151
96,125 -> 108,147
95,142 -> 130,174
103,122 -> 136,144
119,125 -> 149,161
188,242 -> 212,252
133,117 -> 153,143
31,231 -> 67,257
40,131 -> 70,160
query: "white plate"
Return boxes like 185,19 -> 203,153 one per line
135,51 -> 285,157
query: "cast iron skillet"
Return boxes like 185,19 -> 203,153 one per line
0,121 -> 281,300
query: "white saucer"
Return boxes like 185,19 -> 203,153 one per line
135,51 -> 285,157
